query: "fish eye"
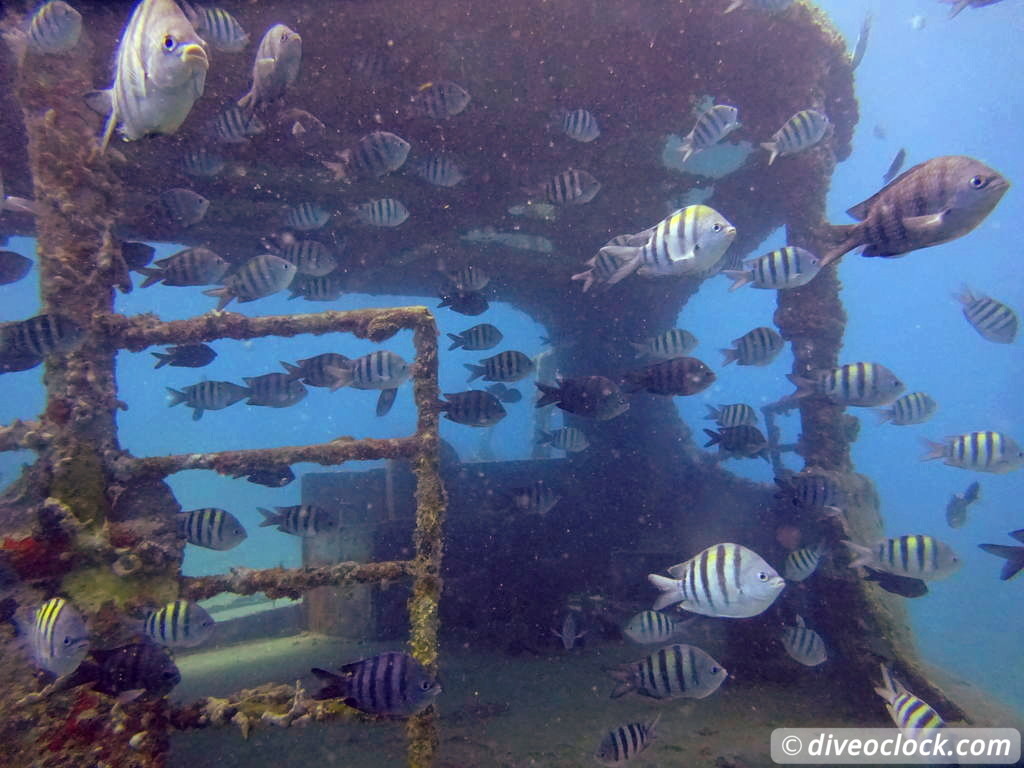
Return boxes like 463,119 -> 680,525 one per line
969,175 -> 988,189
163,35 -> 177,52
710,666 -> 721,674
419,680 -> 433,691
712,223 -> 722,232
757,571 -> 769,581
62,636 -> 73,646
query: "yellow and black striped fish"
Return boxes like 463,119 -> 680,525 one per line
28,597 -> 89,678
789,361 -> 904,407
176,508 -> 247,551
761,109 -> 829,165
874,392 -> 937,425
874,664 -> 944,738
846,534 -> 961,580
609,643 -> 727,699
143,599 -> 214,649
922,430 -> 1024,474
648,543 -> 785,617
955,286 -> 1018,344
594,714 -> 660,765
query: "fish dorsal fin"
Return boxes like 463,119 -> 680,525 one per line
845,198 -> 872,221
1011,529 -> 1024,544
666,562 -> 688,579
795,614 -> 806,628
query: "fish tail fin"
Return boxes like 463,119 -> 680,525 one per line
723,0 -> 743,12
446,333 -> 464,350
280,361 -> 302,378
919,438 -> 946,462
978,544 -> 1024,581
602,246 -> 642,286
324,365 -> 353,391
152,352 -> 170,369
703,429 -> 721,448
786,373 -> 818,399
629,341 -> 648,358
817,223 -> 861,268
760,141 -> 779,165
257,508 -> 281,528
677,137 -> 695,164
843,540 -> 873,569
166,388 -> 187,407
310,667 -> 349,700
536,431 -> 552,446
534,381 -> 561,408
719,347 -> 739,366
704,405 -> 720,421
647,573 -> 682,610
952,284 -> 974,306
138,267 -> 163,288
722,269 -> 752,291
464,363 -> 486,382
873,407 -> 893,424
201,286 -> 233,310
570,267 -> 598,293
607,665 -> 636,699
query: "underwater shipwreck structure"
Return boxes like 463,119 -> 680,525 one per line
0,0 -> 1014,766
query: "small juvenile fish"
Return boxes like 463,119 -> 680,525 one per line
143,599 -> 214,648
210,104 -> 265,143
781,615 -> 827,666
161,188 -> 209,227
238,24 -> 301,113
177,507 -> 247,550
535,376 -> 629,420
180,145 -> 225,177
56,643 -> 180,702
775,474 -> 843,511
285,202 -> 330,231
465,350 -> 535,383
413,153 -> 465,187
874,664 -> 944,738
288,273 -> 345,302
874,392 -> 937,425
850,11 -> 872,70
629,328 -> 698,360
552,612 -> 586,649
882,148 -> 906,184
720,326 -> 784,366
333,131 -> 411,180
537,427 -> 590,453
235,466 -> 294,488
821,155 -> 1010,268
945,481 -> 980,528
508,481 -> 561,516
922,431 -> 1023,474
438,290 -> 489,316
485,383 -> 522,403
151,343 -> 216,369
543,169 -> 601,205
447,323 -> 503,351
282,353 -> 351,388
978,529 -> 1024,581
622,356 -> 716,396
704,425 -> 768,461
705,403 -> 757,428
955,286 -> 1018,343
86,0 -> 209,150
438,390 -> 507,427
609,644 -> 727,699
622,610 -> 688,645
648,543 -> 785,616
551,107 -> 600,143
761,109 -> 830,165
788,362 -> 904,407
27,1 -> 82,55
0,313 -> 81,358
724,246 -> 821,291
678,104 -> 741,163
243,373 -> 307,408
784,542 -> 827,582
259,505 -> 340,537
26,597 -> 89,678
846,534 -> 961,580
0,251 -> 33,285
278,240 -> 336,276
724,0 -> 793,12
139,247 -> 227,288
595,715 -> 659,765
408,80 -> 471,119
311,651 -> 441,716
863,568 -> 929,598
353,198 -> 408,228
183,3 -> 249,53
203,254 -> 297,309
167,380 -> 250,420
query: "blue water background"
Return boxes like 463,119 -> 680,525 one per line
0,0 -> 1021,715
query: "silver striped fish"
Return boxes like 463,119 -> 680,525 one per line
630,328 -> 698,360
285,202 -> 330,231
282,353 -> 350,388
176,507 -> 247,551
327,350 -> 410,391
243,373 -> 307,408
536,427 -> 590,453
543,169 -> 601,205
353,198 -> 409,227
87,0 -> 208,151
311,651 -> 441,716
438,390 -> 507,427
775,473 -> 844,511
237,24 -> 301,113
609,644 -> 727,699
409,80 -> 471,119
720,326 -> 783,366
594,714 -> 660,765
203,253 -> 297,309
922,431 -> 1024,474
784,542 -> 827,582
184,3 -> 249,53
335,131 -> 411,180
139,246 -> 227,287
705,403 -> 758,428
209,104 -> 265,143
762,109 -> 829,165
648,543 -> 785,617
28,597 -> 89,678
180,146 -> 225,177
445,265 -> 489,293
507,481 -> 561,516
288,273 -> 345,302
846,534 -> 961,580
622,610 -> 687,645
259,505 -> 340,537
679,104 -> 741,163
724,246 -> 822,291
788,361 -> 904,406
27,1 -> 82,55
447,323 -> 503,351
874,664 -> 944,738
414,153 -> 465,187
166,380 -> 250,420
955,286 -> 1018,343
143,599 -> 215,648
0,313 -> 81,358
781,615 -> 827,666
160,188 -> 209,227
874,392 -> 937,425
465,350 -> 535,383
598,205 -> 736,286
552,107 -> 600,143
279,240 -> 336,276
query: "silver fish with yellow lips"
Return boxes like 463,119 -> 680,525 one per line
86,0 -> 209,151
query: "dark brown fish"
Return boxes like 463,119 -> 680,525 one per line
151,343 -> 216,369
0,251 -> 32,285
438,290 -> 489,316
121,241 -> 155,271
821,155 -> 1009,267
535,376 -> 629,420
621,357 -> 716,396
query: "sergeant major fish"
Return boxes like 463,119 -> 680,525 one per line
542,169 -> 601,205
788,362 -> 904,407
142,599 -> 214,648
139,246 -> 228,287
703,425 -> 769,461
54,643 -> 180,702
181,2 -> 249,53
874,392 -> 936,425
781,615 -> 827,666
845,534 -> 961,580
353,198 -> 409,228
177,507 -> 247,551
535,376 -> 629,420
784,541 -> 828,582
259,505 -> 340,537
243,373 -> 307,408
629,328 -> 698,360
761,109 -> 830,165
874,663 -> 944,739
285,202 -> 330,231
311,651 -> 441,716
447,323 -> 503,351
507,481 -> 561,516
721,326 -> 784,366
955,285 -> 1018,343
282,353 -> 351,388
438,390 -> 507,427
724,246 -> 821,291
622,356 -> 716,397
160,188 -> 209,227
26,1 -> 82,55
595,715 -> 660,766
821,155 -> 1010,268
705,403 -> 757,428
167,380 -> 250,420
537,427 -> 590,453
465,350 -> 535,383
24,597 -> 89,678
0,251 -> 32,285
408,80 -> 471,119
86,0 -> 209,151
327,350 -> 410,416
775,472 -> 843,510
622,610 -> 691,645
203,253 -> 297,309
609,644 -> 727,699
678,104 -> 741,164
234,466 -> 294,488
237,24 -> 301,113
329,131 -> 411,181
921,430 -> 1023,474
551,107 -> 600,143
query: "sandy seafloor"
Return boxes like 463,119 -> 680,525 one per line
167,633 -> 882,768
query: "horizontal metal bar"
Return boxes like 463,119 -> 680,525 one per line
0,419 -> 46,453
